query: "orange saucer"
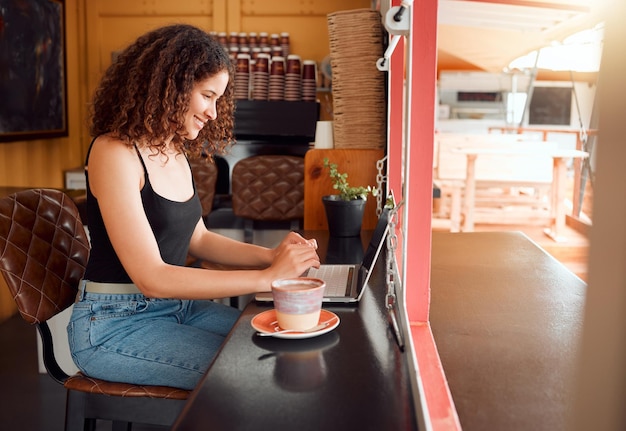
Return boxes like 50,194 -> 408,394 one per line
251,309 -> 340,339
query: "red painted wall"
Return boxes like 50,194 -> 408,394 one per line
386,1 -> 461,428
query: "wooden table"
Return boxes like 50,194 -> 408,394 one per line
457,144 -> 588,241
430,231 -> 586,431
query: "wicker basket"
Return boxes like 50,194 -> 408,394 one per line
327,9 -> 386,149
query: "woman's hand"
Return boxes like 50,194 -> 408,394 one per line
265,232 -> 320,284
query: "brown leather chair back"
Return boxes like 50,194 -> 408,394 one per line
189,156 -> 218,218
231,155 -> 305,222
0,188 -> 89,324
0,189 -> 189,430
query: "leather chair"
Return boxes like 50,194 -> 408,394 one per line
186,156 -> 219,268
189,155 -> 219,222
0,189 -> 190,431
231,155 -> 305,243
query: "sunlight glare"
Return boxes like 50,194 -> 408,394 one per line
508,23 -> 604,73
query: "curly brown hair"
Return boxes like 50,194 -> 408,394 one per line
89,24 -> 235,160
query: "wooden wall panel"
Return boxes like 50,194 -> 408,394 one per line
238,16 -> 330,63
240,0 -> 369,15
96,16 -> 216,64
238,0 -> 370,63
96,0 -> 214,15
304,148 -> 385,231
1,0 -> 372,190
0,0 -> 86,188
86,0 -> 217,100
0,140 -> 66,186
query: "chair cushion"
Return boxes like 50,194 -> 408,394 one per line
65,372 -> 190,400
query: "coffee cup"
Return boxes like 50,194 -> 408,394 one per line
255,53 -> 270,73
271,278 -> 325,331
236,54 -> 250,74
286,54 -> 302,75
270,56 -> 285,76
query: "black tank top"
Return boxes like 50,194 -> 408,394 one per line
84,140 -> 202,283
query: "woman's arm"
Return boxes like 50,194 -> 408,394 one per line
188,224 -> 317,268
88,136 -> 319,300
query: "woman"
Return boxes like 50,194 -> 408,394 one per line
67,24 -> 320,391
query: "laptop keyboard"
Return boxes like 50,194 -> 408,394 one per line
307,265 -> 353,296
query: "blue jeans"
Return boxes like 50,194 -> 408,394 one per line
67,280 -> 241,390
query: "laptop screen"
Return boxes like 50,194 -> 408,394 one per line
361,205 -> 391,272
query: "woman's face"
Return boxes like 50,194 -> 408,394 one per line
182,70 -> 229,140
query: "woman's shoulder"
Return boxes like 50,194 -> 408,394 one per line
89,135 -> 137,161
92,134 -> 133,149
88,135 -> 143,181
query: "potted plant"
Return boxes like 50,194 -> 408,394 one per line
322,157 -> 378,237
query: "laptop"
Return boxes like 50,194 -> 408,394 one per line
255,202 -> 391,304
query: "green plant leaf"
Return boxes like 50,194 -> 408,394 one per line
323,157 -> 377,201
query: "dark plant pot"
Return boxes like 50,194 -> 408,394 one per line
322,195 -> 366,237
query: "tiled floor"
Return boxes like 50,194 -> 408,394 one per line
0,315 -> 172,431
1,314 -> 71,431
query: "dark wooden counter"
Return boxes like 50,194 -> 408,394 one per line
430,231 -> 586,431
172,231 -> 418,431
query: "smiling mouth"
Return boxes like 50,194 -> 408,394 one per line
194,115 -> 207,128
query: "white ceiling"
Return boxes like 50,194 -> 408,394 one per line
436,0 -> 606,73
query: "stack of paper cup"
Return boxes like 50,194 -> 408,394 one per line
234,54 -> 251,100
280,32 -> 291,57
238,32 -> 248,48
301,60 -> 317,102
252,53 -> 270,101
248,32 -> 258,48
285,55 -> 302,101
228,46 -> 238,62
251,47 -> 261,61
269,56 -> 285,101
228,32 -> 239,50
259,32 -> 269,48
217,32 -> 227,46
